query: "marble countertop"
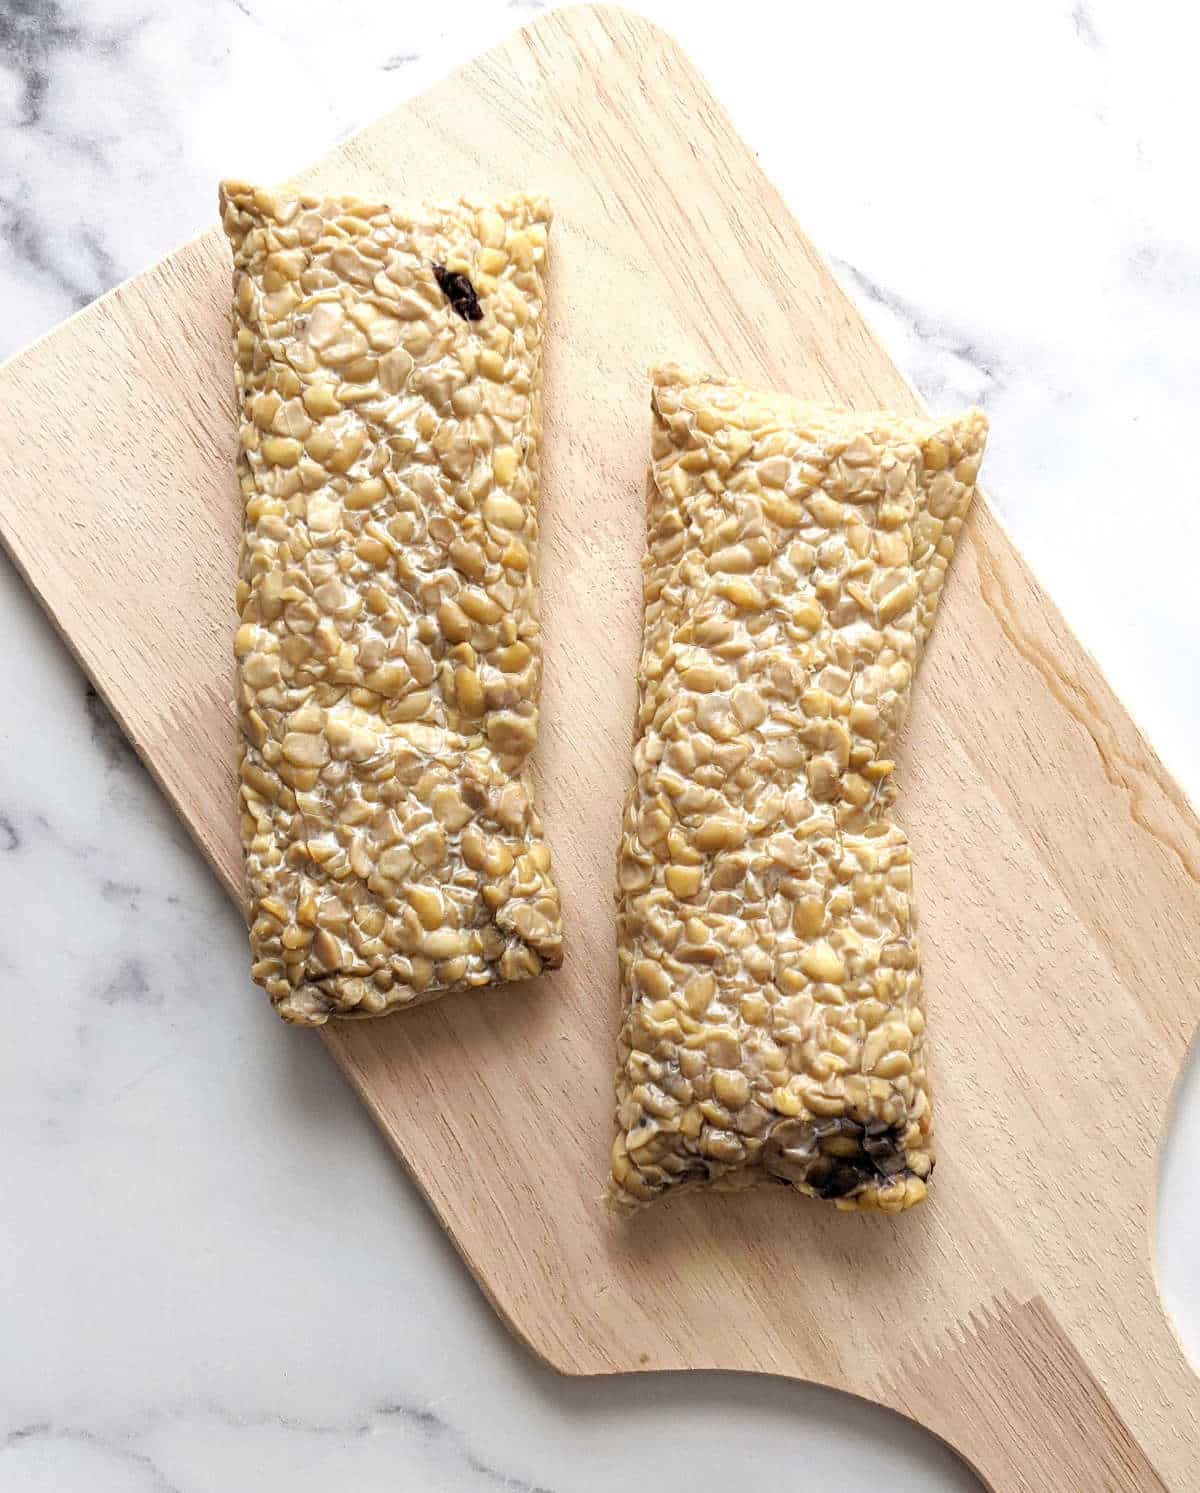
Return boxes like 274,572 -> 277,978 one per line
3,2 -> 1198,1488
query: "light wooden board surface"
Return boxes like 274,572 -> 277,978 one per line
1,8 -> 1197,1489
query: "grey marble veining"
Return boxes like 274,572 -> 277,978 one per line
2,2 -> 1199,1489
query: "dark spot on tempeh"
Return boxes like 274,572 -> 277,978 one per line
432,262 -> 483,321
817,1163 -> 867,1200
764,1114 -> 912,1197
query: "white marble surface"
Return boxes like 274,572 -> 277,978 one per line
2,1 -> 1198,1487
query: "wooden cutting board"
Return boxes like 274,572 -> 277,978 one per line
1,7 -> 1196,1487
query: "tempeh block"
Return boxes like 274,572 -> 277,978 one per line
221,182 -> 563,1025
611,366 -> 987,1209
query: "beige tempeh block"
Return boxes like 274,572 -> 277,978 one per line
221,182 -> 563,1025
611,366 -> 987,1209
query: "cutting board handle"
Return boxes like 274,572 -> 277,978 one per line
881,1291 -> 1175,1492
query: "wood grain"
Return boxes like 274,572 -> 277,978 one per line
0,8 -> 1196,1487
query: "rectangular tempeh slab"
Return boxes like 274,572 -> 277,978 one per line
612,368 -> 987,1209
222,183 -> 563,1023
